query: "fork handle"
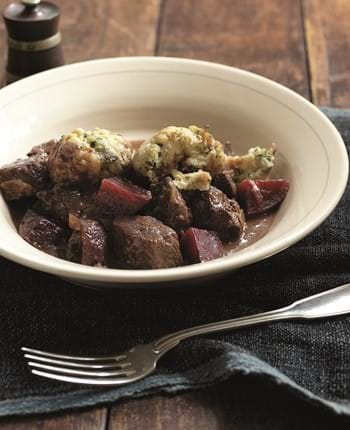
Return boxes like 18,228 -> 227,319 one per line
153,307 -> 293,353
154,283 -> 350,353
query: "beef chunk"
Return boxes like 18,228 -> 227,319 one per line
112,216 -> 183,269
97,177 -> 151,216
181,227 -> 223,263
37,184 -> 98,225
212,170 -> 237,198
67,230 -> 82,263
27,139 -> 57,157
0,153 -> 49,201
19,210 -> 68,257
190,186 -> 245,240
150,177 -> 192,234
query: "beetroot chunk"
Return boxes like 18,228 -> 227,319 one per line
97,177 -> 152,216
237,179 -> 289,217
66,219 -> 107,266
80,219 -> 107,267
181,227 -> 223,263
236,180 -> 263,216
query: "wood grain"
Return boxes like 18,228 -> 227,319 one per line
303,0 -> 350,107
0,1 -> 6,72
58,0 -> 161,62
108,378 -> 350,430
0,407 -> 107,430
0,0 -> 161,72
157,0 -> 310,97
108,391 -> 234,430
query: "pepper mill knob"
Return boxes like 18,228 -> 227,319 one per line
2,0 -> 65,84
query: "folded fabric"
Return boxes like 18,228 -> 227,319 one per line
0,107 -> 349,419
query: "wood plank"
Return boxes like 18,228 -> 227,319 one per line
59,0 -> 161,62
303,0 -> 350,107
0,407 -> 107,430
157,0 -> 310,97
108,390 -> 239,430
0,0 -> 161,72
107,378 -> 350,430
0,0 -> 7,74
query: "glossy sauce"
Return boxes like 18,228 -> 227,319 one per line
223,212 -> 275,255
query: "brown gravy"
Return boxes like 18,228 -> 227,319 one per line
223,212 -> 275,255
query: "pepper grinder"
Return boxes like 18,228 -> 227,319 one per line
2,0 -> 64,84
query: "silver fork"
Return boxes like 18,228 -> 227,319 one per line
22,283 -> 350,386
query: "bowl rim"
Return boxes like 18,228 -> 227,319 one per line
0,56 -> 348,284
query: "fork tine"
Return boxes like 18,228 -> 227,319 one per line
23,354 -> 131,369
21,347 -> 125,362
28,361 -> 136,377
31,369 -> 137,385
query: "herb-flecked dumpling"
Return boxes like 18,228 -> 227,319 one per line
48,128 -> 133,184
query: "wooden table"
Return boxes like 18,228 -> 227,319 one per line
0,1 -> 350,428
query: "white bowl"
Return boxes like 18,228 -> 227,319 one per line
0,57 -> 348,288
